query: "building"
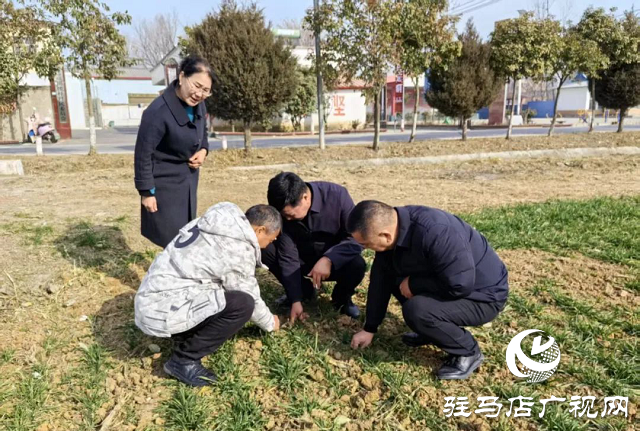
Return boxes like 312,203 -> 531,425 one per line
0,69 -> 72,142
65,64 -> 166,129
385,74 -> 431,123
150,46 -> 181,86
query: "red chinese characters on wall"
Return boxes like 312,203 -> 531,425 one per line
333,95 -> 346,116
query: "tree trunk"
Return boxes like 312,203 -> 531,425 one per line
461,116 -> 468,141
506,79 -> 517,140
617,108 -> 626,133
243,121 -> 252,151
588,78 -> 595,133
17,94 -> 25,142
409,77 -> 419,143
373,87 -> 381,151
84,75 -> 97,155
548,84 -> 562,137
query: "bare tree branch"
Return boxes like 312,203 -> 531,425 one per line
129,10 -> 180,69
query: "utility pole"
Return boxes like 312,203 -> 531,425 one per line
313,0 -> 326,150
546,0 -> 549,18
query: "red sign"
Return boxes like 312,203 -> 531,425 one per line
394,73 -> 404,116
333,95 -> 346,116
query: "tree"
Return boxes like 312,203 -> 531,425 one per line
306,0 -> 398,150
128,11 -> 180,69
397,0 -> 459,142
593,62 -> 640,133
0,2 -> 61,142
547,29 -> 608,136
425,20 -> 502,141
574,8 -> 640,132
284,67 -> 317,131
37,0 -> 132,155
589,12 -> 640,133
490,12 -> 561,139
182,0 -> 298,151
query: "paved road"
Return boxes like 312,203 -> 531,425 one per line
1,124 -> 639,156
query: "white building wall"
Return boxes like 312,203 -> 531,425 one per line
291,46 -> 314,68
92,80 -> 164,105
65,73 -> 164,128
325,89 -> 367,128
556,85 -> 591,111
65,72 -> 88,129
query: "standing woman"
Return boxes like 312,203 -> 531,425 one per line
134,55 -> 214,248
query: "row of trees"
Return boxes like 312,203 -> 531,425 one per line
0,0 -> 131,154
311,2 -> 640,144
489,8 -> 640,139
181,0 -> 455,150
3,1 -> 639,153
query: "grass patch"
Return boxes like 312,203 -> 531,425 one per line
1,221 -> 54,246
72,343 -> 111,431
0,364 -> 50,431
261,334 -> 309,392
0,349 -> 15,364
161,386 -> 212,431
463,196 -> 640,268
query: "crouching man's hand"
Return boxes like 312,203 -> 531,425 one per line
273,315 -> 280,332
289,301 -> 309,325
351,330 -> 374,349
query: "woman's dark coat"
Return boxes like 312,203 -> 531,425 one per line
134,80 -> 209,248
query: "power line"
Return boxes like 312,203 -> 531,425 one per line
450,0 -> 486,14
454,0 -> 504,16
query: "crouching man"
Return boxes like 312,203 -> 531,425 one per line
347,201 -> 509,380
135,202 -> 281,387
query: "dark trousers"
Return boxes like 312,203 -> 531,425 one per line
261,243 -> 366,304
171,290 -> 254,361
391,280 -> 506,356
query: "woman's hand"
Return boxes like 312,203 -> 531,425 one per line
142,196 -> 158,213
188,149 -> 207,169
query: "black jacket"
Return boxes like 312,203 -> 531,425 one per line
273,181 -> 363,302
134,80 -> 209,248
364,205 -> 509,333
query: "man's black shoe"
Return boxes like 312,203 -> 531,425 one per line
436,351 -> 484,380
163,356 -> 218,387
334,299 -> 360,319
401,332 -> 431,348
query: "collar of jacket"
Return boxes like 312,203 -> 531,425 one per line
394,206 -> 412,249
163,80 -> 203,127
307,182 -> 322,214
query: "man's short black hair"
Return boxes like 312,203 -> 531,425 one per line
267,172 -> 308,212
347,200 -> 394,239
245,205 -> 282,234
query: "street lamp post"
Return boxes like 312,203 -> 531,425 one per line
314,0 -> 326,150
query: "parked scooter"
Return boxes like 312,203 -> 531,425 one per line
26,111 -> 60,143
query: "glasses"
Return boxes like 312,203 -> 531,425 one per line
185,76 -> 212,98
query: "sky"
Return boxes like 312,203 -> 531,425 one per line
105,0 -> 639,40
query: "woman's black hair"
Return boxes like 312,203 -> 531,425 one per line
179,55 -> 215,82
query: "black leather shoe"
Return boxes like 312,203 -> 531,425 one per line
334,299 -> 360,319
163,357 -> 218,387
436,351 -> 484,380
401,332 -> 431,347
